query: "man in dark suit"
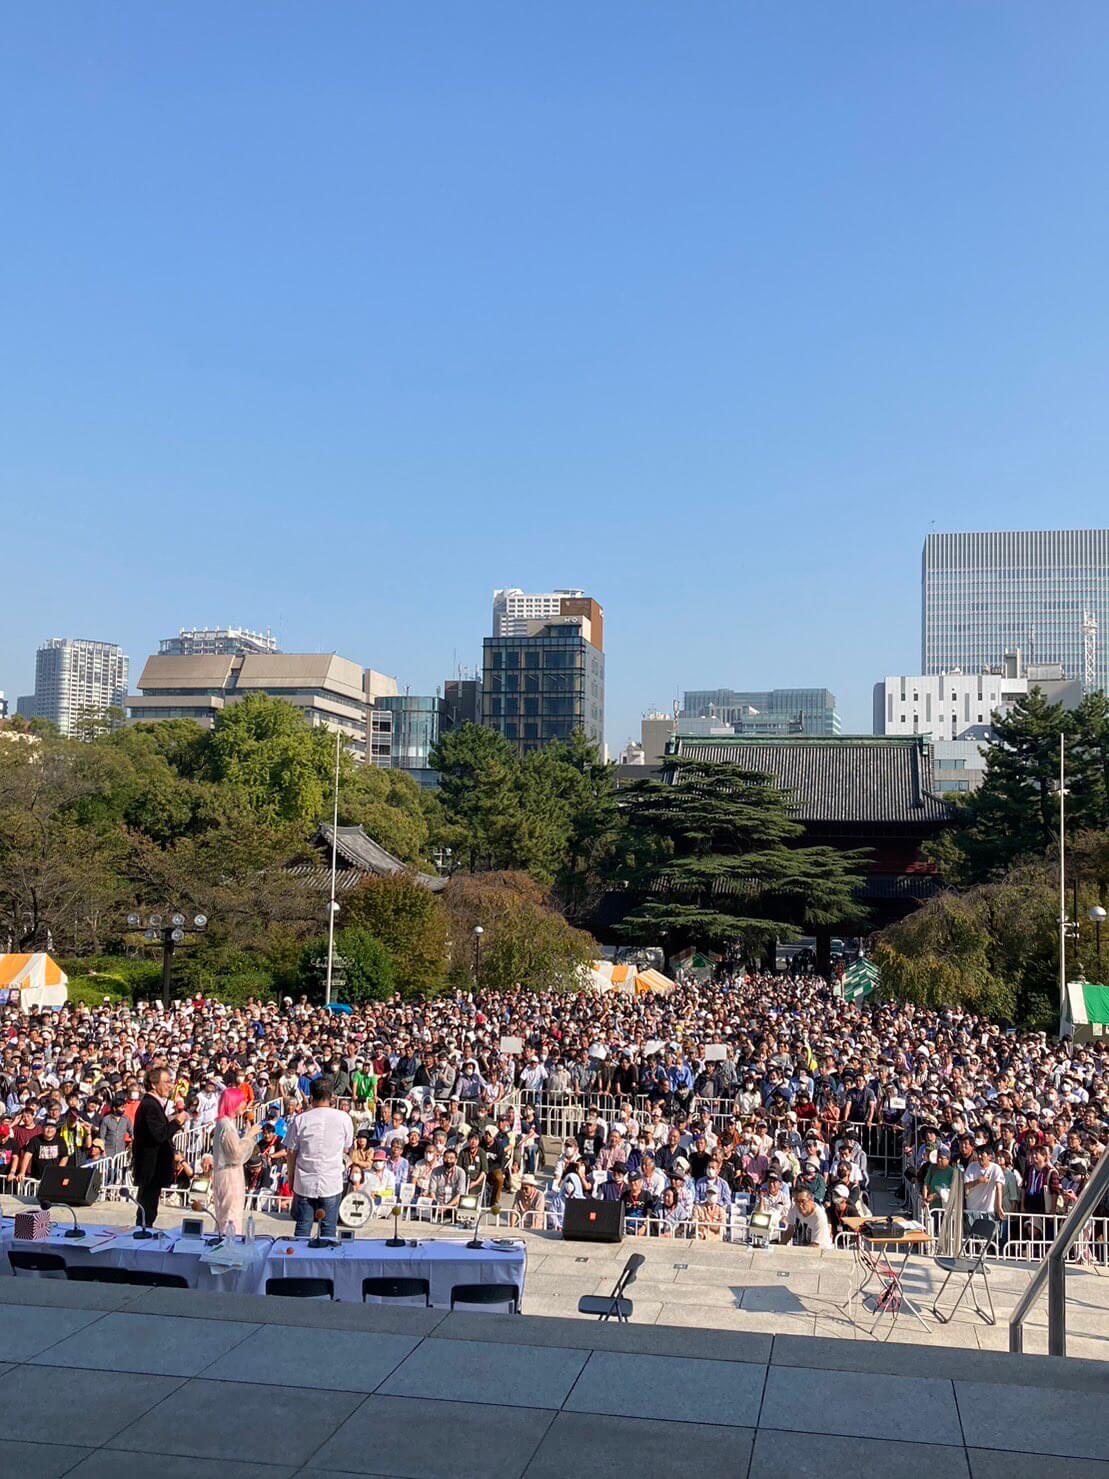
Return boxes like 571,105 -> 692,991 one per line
131,1065 -> 179,1228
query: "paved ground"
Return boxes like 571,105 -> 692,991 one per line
76,1197 -> 1109,1360
0,1274 -> 1106,1477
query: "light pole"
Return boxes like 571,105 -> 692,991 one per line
127,910 -> 208,1007
1057,733 -> 1068,1017
324,730 -> 342,1006
1090,906 -> 1106,973
472,925 -> 484,990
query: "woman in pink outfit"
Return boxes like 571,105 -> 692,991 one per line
211,1111 -> 262,1235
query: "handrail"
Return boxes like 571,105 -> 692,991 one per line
1009,1149 -> 1109,1356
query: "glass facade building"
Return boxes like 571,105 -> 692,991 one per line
482,622 -> 604,753
372,695 -> 448,787
681,688 -> 840,736
922,530 -> 1109,690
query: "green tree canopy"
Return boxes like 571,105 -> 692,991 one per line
341,872 -> 448,995
615,757 -> 867,956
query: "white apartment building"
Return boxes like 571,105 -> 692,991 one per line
492,588 -> 586,637
17,639 -> 129,738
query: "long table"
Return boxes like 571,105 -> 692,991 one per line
260,1235 -> 527,1307
0,1219 -> 527,1309
0,1220 -> 273,1295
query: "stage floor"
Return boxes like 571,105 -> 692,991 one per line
0,1274 -> 1107,1476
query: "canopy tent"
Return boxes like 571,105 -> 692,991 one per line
1060,981 -> 1109,1042
0,953 -> 69,1012
587,960 -> 675,996
839,958 -> 879,1003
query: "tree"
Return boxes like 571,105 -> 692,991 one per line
341,872 -> 448,995
339,764 -> 431,865
615,757 -> 867,957
442,871 -> 597,992
299,927 -> 395,1004
430,724 -> 525,872
208,693 -> 338,826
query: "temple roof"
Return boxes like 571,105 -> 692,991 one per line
667,735 -> 953,825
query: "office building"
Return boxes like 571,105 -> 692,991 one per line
681,687 -> 840,736
371,694 -> 449,787
482,613 -> 604,753
493,588 -> 605,649
159,626 -> 279,657
873,651 -> 1082,793
0,693 -> 7,720
17,639 -> 129,738
444,677 -> 482,728
129,652 -> 370,755
922,530 -> 1109,692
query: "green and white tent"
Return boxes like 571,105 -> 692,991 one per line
840,958 -> 879,1002
1061,982 -> 1109,1042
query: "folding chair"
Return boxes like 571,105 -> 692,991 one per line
577,1252 -> 644,1322
265,1277 -> 335,1300
449,1281 -> 520,1313
9,1251 -> 67,1278
66,1265 -> 132,1284
125,1270 -> 190,1288
932,1214 -> 998,1326
362,1276 -> 431,1307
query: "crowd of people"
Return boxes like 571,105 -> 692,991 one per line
0,973 -> 1105,1248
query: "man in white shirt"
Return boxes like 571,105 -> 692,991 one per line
284,1080 -> 353,1239
963,1144 -> 1005,1221
781,1185 -> 833,1248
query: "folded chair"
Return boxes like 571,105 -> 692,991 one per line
577,1252 -> 645,1323
932,1213 -> 999,1326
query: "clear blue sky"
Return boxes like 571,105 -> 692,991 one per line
4,3 -> 1109,747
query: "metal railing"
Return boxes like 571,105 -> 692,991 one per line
1009,1148 -> 1109,1356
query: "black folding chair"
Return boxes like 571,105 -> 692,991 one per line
932,1214 -> 999,1326
125,1270 -> 189,1288
362,1276 -> 431,1307
66,1265 -> 132,1284
577,1252 -> 645,1323
265,1277 -> 335,1300
9,1250 -> 67,1278
449,1281 -> 520,1313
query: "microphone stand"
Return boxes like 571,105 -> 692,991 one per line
467,1210 -> 489,1251
43,1202 -> 86,1240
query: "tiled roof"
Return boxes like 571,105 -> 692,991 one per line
314,824 -> 447,892
668,735 -> 953,825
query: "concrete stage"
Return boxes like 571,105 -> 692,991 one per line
1,1270 -> 1109,1476
56,1198 -> 1109,1361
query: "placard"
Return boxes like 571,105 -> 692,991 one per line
499,1036 -> 524,1055
703,1043 -> 728,1062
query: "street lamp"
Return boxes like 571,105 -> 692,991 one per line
127,910 -> 208,1007
1089,906 -> 1106,972
472,925 -> 484,990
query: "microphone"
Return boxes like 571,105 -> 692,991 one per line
467,1210 -> 489,1250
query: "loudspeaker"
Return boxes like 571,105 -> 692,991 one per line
38,1164 -> 102,1207
562,1198 -> 624,1243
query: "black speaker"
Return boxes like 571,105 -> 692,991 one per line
38,1164 -> 102,1207
562,1198 -> 624,1243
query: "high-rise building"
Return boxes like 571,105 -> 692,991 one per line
17,639 -> 129,738
159,626 -> 279,657
493,588 -> 604,649
681,688 -> 840,736
444,677 -> 482,728
0,692 -> 7,720
922,530 -> 1109,691
129,652 -> 370,755
482,614 -> 604,754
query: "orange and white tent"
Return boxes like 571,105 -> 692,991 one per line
587,960 -> 675,996
0,953 -> 69,1011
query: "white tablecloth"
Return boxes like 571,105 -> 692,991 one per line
257,1236 -> 527,1307
0,1220 -> 273,1295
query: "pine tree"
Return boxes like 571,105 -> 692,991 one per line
615,757 -> 867,955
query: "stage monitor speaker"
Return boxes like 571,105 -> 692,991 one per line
38,1164 -> 102,1207
562,1198 -> 624,1243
